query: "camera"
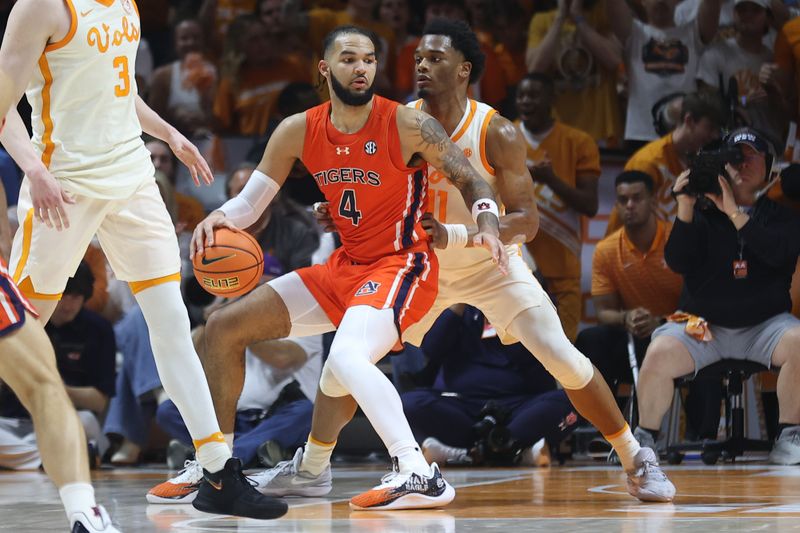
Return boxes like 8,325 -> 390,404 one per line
469,400 -> 520,466
686,142 -> 743,196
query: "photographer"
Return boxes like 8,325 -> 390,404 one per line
632,128 -> 800,464
401,305 -> 580,467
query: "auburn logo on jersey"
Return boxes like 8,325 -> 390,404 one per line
355,280 -> 381,296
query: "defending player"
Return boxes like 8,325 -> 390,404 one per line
0,0 -> 285,519
254,19 -> 676,505
181,25 -> 508,510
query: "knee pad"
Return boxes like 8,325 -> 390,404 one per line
319,363 -> 349,398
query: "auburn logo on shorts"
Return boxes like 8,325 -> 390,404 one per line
355,280 -> 380,296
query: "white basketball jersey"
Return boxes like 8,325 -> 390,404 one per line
25,0 -> 154,199
408,98 -> 518,270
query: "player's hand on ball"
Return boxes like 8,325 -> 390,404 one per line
421,213 -> 447,248
474,232 -> 509,275
312,202 -> 336,232
191,210 -> 236,258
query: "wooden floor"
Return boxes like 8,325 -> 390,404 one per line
1,460 -> 799,531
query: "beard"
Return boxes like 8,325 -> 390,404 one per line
330,73 -> 374,107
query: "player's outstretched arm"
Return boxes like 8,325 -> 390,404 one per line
191,113 -> 306,257
135,96 -> 214,186
399,107 -> 508,273
0,0 -> 75,231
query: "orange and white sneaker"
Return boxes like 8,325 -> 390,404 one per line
147,460 -> 203,504
350,459 -> 455,511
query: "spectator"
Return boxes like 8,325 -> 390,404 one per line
146,139 -> 207,233
226,165 -> 320,272
527,0 -> 624,145
516,72 -> 600,341
0,262 -> 116,468
403,305 -> 580,467
697,0 -> 787,149
213,15 -> 312,136
198,0 -> 258,60
152,333 -> 322,474
676,0 -> 789,47
607,91 -> 725,234
103,306 -> 168,465
770,16 -> 800,120
607,0 -> 722,142
576,171 -> 682,395
633,128 -> 800,465
148,20 -> 218,138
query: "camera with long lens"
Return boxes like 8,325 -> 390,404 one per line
469,400 -> 520,466
685,141 -> 744,196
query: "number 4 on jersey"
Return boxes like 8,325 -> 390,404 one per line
339,189 -> 362,226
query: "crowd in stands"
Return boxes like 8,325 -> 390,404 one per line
2,0 -> 800,470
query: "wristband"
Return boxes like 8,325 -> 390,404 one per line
471,198 -> 500,223
443,223 -> 469,249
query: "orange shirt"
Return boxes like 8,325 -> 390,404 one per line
592,219 -> 682,317
302,96 -> 429,264
521,121 -> 600,278
607,133 -> 685,234
774,18 -> 800,118
213,56 -> 312,136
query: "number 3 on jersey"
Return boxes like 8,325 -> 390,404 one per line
339,189 -> 362,226
113,56 -> 130,97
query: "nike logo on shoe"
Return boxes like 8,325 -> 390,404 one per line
201,254 -> 235,265
208,479 -> 223,491
80,8 -> 93,16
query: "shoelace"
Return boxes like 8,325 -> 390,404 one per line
171,460 -> 202,483
639,459 -> 668,481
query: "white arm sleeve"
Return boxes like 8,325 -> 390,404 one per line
218,170 -> 281,229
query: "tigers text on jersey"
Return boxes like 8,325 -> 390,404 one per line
303,96 -> 430,264
408,98 -> 518,270
25,0 -> 154,199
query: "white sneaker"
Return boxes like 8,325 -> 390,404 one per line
146,460 -> 204,504
350,459 -> 455,511
70,505 -> 121,532
626,447 -> 676,502
769,426 -> 800,465
421,437 -> 472,465
251,447 -> 332,497
520,438 -> 550,467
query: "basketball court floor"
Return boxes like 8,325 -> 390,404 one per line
1,461 -> 798,532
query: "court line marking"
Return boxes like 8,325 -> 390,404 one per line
588,483 -> 800,500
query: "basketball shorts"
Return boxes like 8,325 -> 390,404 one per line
295,246 -> 439,334
0,259 -> 38,337
10,177 -> 180,296
404,250 -> 545,346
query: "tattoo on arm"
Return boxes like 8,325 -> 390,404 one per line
416,115 -> 449,153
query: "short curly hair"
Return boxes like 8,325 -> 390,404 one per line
422,18 -> 485,84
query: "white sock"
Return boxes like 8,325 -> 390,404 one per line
134,282 -> 230,472
606,424 -> 641,472
389,440 -> 430,476
224,433 -> 234,451
59,482 -> 97,525
301,435 -> 335,476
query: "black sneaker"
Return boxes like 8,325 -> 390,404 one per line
192,458 -> 288,519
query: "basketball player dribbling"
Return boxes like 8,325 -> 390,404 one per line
254,19 -> 676,506
0,0 -> 286,520
171,25 -> 508,510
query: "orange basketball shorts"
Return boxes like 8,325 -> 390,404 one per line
297,246 -> 439,335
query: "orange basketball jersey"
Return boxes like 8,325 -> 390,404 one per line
302,96 -> 430,264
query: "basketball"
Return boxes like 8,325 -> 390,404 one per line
192,227 -> 263,298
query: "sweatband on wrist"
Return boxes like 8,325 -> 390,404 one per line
219,169 -> 280,229
471,198 -> 500,223
443,223 -> 469,249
